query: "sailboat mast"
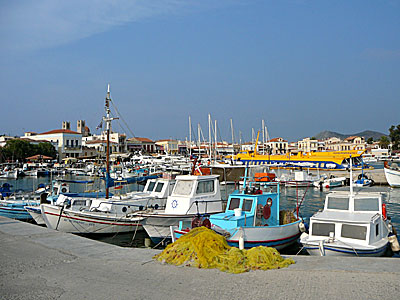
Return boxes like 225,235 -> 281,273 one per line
189,115 -> 192,156
105,84 -> 111,199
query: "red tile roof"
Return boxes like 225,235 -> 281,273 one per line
269,138 -> 287,142
40,129 -> 81,135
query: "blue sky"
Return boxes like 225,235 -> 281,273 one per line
1,0 -> 399,142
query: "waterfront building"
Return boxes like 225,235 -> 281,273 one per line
265,137 -> 288,155
325,136 -> 366,151
127,137 -> 155,153
22,129 -> 82,160
298,137 -> 320,153
155,139 -> 179,154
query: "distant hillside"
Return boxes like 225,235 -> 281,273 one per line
313,130 -> 387,141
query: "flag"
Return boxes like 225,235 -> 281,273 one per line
96,120 -> 103,130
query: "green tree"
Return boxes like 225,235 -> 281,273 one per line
379,136 -> 390,149
36,142 -> 57,158
2,139 -> 36,161
389,124 -> 400,150
366,137 -> 374,144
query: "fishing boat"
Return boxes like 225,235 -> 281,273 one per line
25,179 -> 107,225
300,160 -> 398,256
172,175 -> 304,250
0,193 -> 42,220
384,161 -> 400,188
133,174 -> 224,244
284,170 -> 318,188
313,175 -> 346,189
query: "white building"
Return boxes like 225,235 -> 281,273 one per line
22,129 -> 82,160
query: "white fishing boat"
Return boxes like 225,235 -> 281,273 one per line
313,175 -> 346,189
134,174 -> 224,244
300,159 -> 398,256
384,161 -> 400,188
284,170 -> 318,188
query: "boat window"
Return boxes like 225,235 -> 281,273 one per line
311,222 -> 335,236
146,181 -> 156,192
228,198 -> 240,210
354,198 -> 379,211
327,197 -> 349,210
243,199 -> 253,212
174,180 -> 194,196
155,183 -> 164,193
196,180 -> 214,194
376,224 -> 379,236
341,224 -> 367,240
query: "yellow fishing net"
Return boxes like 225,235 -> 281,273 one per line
154,227 -> 295,273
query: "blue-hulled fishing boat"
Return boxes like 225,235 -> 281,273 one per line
172,170 -> 305,250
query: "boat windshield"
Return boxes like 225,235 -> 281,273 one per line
243,199 -> 253,212
228,198 -> 240,210
341,224 -> 367,240
196,180 -> 214,194
174,180 -> 194,196
146,181 -> 156,192
354,197 -> 380,211
327,196 -> 349,210
154,182 -> 164,193
312,222 -> 335,236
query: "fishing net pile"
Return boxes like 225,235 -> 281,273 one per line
154,227 -> 295,273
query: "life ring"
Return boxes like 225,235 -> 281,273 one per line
266,198 -> 273,207
263,205 -> 271,219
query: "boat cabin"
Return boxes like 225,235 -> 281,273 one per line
209,184 -> 289,231
164,175 -> 222,215
144,178 -> 176,198
309,191 -> 389,247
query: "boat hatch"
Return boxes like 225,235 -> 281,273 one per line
341,224 -> 367,240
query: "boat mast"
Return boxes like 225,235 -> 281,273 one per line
262,120 -> 265,155
188,115 -> 192,156
349,155 -> 353,197
208,114 -> 212,161
214,119 -> 217,162
104,84 -> 118,199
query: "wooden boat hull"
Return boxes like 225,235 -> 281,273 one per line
41,204 -> 143,234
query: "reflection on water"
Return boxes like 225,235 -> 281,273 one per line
2,175 -> 400,254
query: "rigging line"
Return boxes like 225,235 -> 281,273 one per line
109,98 -> 136,138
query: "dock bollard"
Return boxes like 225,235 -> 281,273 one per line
144,238 -> 151,248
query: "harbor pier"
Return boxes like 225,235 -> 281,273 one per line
1,216 -> 399,300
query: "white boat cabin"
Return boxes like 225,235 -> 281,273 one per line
309,191 -> 389,247
164,175 -> 222,215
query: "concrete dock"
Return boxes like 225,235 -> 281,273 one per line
1,216 -> 399,300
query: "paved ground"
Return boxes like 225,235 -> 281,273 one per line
1,216 -> 399,300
